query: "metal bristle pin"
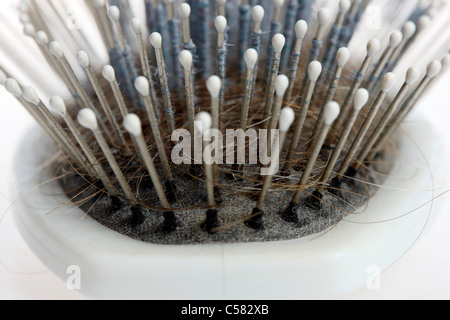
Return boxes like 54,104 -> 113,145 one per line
2,0 -> 448,236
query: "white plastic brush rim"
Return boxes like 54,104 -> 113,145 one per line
12,106 -> 446,300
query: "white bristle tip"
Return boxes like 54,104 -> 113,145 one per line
214,16 -> 227,33
23,23 -> 35,37
272,33 -> 286,53
0,70 -> 7,85
23,86 -> 40,105
272,0 -> 285,9
339,0 -> 351,12
294,20 -> 308,39
77,50 -> 90,68
107,6 -> 120,22
149,32 -> 162,49
323,102 -> 340,125
49,41 -> 64,59
206,76 -> 221,99
130,17 -> 142,34
275,74 -> 289,97
20,13 -> 30,24
195,112 -> 212,134
179,50 -> 193,71
102,65 -> 116,82
93,0 -> 105,8
381,73 -> 396,92
35,31 -> 49,46
354,88 -> 369,111
5,79 -> 22,97
318,8 -> 331,26
367,38 -> 381,57
123,114 -> 143,137
217,0 -> 227,5
308,61 -> 322,82
405,67 -> 420,85
426,60 -> 442,78
336,47 -> 350,67
135,76 -> 150,97
279,107 -> 295,133
389,31 -> 403,48
77,109 -> 98,131
244,48 -> 258,70
442,54 -> 450,69
418,15 -> 431,31
179,3 -> 191,18
50,96 -> 67,116
251,5 -> 265,23
402,21 -> 416,38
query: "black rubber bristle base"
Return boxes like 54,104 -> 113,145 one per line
328,176 -> 342,196
281,202 -> 299,223
244,207 -> 265,230
303,189 -> 323,211
162,211 -> 180,233
202,209 -> 222,234
130,205 -> 146,227
110,196 -> 128,213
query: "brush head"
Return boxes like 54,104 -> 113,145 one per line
135,76 -> 150,97
102,65 -> 116,82
195,112 -> 212,134
323,102 -> 340,125
149,32 -> 162,49
427,60 -> 442,78
272,34 -> 286,53
49,96 -> 67,116
5,78 -> 22,97
318,8 -> 331,26
22,86 -> 40,105
294,20 -> 308,39
107,5 -> 120,22
405,67 -> 420,85
336,47 -> 350,67
77,50 -> 90,68
179,50 -> 193,71
402,21 -> 416,39
214,16 -> 227,33
123,114 -> 142,137
308,61 -> 322,82
381,72 -> 396,92
244,48 -> 258,70
389,31 -> 403,48
251,5 -> 264,23
49,41 -> 64,60
279,107 -> 295,133
130,17 -> 142,34
366,38 -> 381,57
275,74 -> 289,97
77,108 -> 98,131
354,88 -> 369,111
179,3 -> 191,18
206,76 -> 221,99
35,31 -> 49,46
